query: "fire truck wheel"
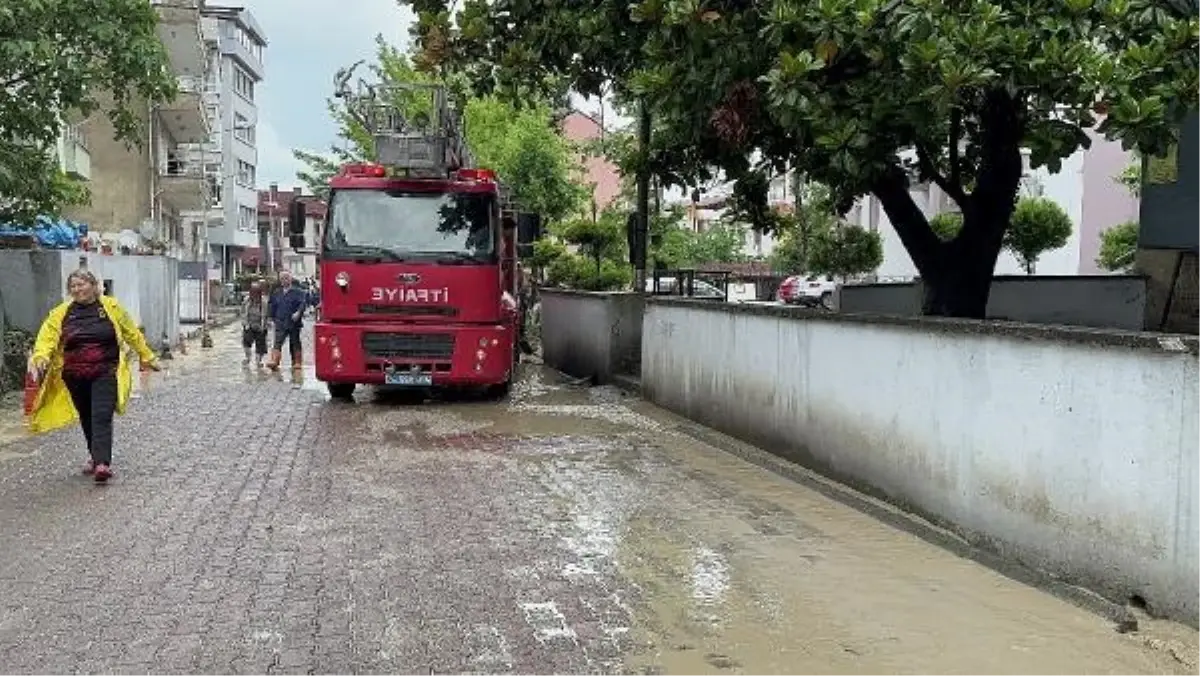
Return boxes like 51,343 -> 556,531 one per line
485,381 -> 511,400
327,383 -> 356,400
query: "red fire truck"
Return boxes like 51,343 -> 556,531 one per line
287,78 -> 529,400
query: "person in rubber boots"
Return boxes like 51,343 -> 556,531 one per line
266,270 -> 307,371
27,268 -> 161,482
240,280 -> 269,368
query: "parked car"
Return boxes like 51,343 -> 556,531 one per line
776,274 -> 837,308
645,277 -> 728,301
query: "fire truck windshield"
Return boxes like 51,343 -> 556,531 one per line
324,189 -> 495,261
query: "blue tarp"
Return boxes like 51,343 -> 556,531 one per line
0,216 -> 88,249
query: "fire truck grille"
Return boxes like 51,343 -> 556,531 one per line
362,332 -> 455,360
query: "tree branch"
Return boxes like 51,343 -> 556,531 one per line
0,64 -> 52,91
915,143 -> 967,208
871,165 -> 943,277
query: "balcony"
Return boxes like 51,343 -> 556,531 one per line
59,126 -> 90,181
154,0 -> 206,79
158,76 -> 208,144
159,160 -> 210,212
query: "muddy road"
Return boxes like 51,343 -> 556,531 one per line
0,324 -> 1194,674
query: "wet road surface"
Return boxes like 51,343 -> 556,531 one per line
0,324 -> 1195,674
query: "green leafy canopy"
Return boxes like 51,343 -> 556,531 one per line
293,34 -> 584,223
0,0 -> 178,225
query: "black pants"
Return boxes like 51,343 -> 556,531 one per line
273,323 -> 302,358
242,327 -> 267,355
63,372 -> 118,465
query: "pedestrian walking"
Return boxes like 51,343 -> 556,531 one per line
266,270 -> 308,372
241,280 -> 269,368
26,268 -> 160,482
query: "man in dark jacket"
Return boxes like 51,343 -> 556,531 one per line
267,271 -> 308,371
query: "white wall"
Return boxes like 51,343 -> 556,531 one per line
641,300 -> 1199,623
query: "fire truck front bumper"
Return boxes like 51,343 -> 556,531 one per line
314,322 -> 515,386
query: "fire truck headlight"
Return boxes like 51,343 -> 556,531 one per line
478,337 -> 488,348
335,272 -> 350,288
475,349 -> 486,361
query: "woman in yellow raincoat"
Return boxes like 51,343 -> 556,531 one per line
28,269 -> 160,482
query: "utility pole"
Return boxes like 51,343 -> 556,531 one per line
633,101 -> 651,290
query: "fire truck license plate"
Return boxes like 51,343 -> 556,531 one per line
385,372 -> 432,386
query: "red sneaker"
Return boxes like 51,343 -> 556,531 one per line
82,459 -> 95,475
93,464 -> 112,483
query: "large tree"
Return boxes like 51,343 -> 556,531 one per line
417,0 -> 1198,317
632,0 -> 1196,316
0,0 -> 178,225
293,36 -> 584,223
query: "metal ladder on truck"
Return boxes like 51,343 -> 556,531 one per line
334,67 -> 473,176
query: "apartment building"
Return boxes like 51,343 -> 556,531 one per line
560,111 -> 622,216
179,4 -> 267,281
256,186 -> 325,279
63,0 -> 210,259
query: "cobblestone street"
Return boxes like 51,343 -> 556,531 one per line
0,324 -> 1194,674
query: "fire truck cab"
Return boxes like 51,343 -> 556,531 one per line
287,78 -> 529,400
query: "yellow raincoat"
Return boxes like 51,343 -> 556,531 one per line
27,295 -> 158,434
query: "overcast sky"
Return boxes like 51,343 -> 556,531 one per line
238,0 -> 412,189
238,0 -> 615,190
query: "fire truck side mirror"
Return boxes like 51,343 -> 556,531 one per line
516,212 -> 541,246
501,214 -> 517,232
287,200 -> 306,236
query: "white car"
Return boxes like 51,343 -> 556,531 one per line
776,274 -> 838,307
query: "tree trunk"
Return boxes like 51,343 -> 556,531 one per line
873,169 -> 1009,319
920,249 -> 996,317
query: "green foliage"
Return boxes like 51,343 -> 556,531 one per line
0,0 -> 177,225
534,209 -> 632,291
407,0 -> 1197,316
292,36 -> 583,221
808,225 -> 884,279
464,97 -> 586,223
929,212 -> 964,241
561,215 -> 625,273
1005,198 -> 1073,274
1097,220 -> 1140,272
546,255 -> 631,291
529,237 -> 570,272
1116,161 -> 1142,198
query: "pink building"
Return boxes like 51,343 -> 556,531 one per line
560,111 -> 622,214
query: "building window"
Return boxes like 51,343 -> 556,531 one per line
236,160 -> 255,188
239,205 -> 257,232
233,66 -> 254,100
233,113 -> 255,146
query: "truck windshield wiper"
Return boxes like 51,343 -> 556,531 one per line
327,245 -> 407,262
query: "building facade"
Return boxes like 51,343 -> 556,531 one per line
255,186 -> 325,279
180,4 -> 267,281
63,0 -> 210,259
560,111 -> 622,216
845,131 -> 1139,280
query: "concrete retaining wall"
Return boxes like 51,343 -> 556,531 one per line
839,275 -> 1148,330
641,298 -> 1199,624
540,289 -> 644,384
0,250 -> 180,347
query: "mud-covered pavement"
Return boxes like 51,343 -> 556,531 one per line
0,324 -> 1195,675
